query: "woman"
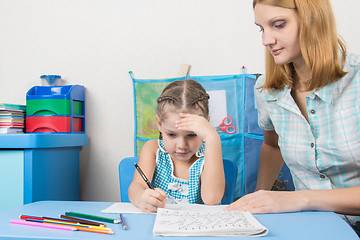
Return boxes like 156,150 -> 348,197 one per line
226,0 -> 360,233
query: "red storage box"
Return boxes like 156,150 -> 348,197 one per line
26,116 -> 83,133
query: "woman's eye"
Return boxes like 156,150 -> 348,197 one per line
167,133 -> 176,137
188,133 -> 197,138
273,21 -> 285,29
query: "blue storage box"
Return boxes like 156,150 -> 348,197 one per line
26,85 -> 85,133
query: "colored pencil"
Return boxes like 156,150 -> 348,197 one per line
21,215 -> 89,226
75,226 -> 115,234
10,219 -> 76,231
119,214 -> 127,230
42,216 -> 95,225
20,215 -> 44,221
25,218 -> 112,231
59,214 -> 106,227
65,212 -> 121,224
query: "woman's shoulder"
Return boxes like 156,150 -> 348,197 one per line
254,75 -> 273,99
345,52 -> 360,69
254,74 -> 265,88
340,52 -> 360,83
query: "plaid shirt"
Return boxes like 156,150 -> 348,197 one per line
255,53 -> 360,225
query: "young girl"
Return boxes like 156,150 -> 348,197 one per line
227,0 -> 360,234
128,79 -> 225,213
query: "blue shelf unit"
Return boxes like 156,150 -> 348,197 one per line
0,133 -> 87,211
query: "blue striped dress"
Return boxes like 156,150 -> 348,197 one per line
151,140 -> 205,204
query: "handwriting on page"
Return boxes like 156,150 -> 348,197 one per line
157,209 -> 255,231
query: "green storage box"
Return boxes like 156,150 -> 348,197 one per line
26,99 -> 83,116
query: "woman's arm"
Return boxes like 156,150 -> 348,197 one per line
227,130 -> 360,215
255,130 -> 284,190
226,185 -> 360,215
128,140 -> 166,212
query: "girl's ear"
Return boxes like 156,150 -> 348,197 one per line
156,115 -> 162,131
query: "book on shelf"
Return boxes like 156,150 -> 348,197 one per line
0,103 -> 26,134
0,118 -> 25,123
0,111 -> 25,116
0,103 -> 26,112
0,123 -> 24,127
0,128 -> 24,134
153,208 -> 268,237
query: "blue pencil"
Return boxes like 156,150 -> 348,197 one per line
119,214 -> 127,230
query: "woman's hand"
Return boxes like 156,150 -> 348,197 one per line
138,188 -> 167,213
225,190 -> 307,214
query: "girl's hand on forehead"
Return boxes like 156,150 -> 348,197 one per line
175,113 -> 218,142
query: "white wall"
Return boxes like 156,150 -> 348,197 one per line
0,0 -> 359,202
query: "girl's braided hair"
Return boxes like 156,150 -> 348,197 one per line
156,79 -> 210,122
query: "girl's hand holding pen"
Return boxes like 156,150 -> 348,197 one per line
138,188 -> 167,213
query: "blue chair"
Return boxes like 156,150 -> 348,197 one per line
119,157 -> 237,204
119,157 -> 139,203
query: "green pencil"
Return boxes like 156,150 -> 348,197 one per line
64,212 -> 121,224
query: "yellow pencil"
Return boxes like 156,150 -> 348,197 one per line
26,219 -> 112,231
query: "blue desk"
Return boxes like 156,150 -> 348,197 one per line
0,201 -> 357,239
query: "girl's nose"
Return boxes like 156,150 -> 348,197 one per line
177,137 -> 188,149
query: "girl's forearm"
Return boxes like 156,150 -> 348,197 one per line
128,182 -> 147,208
201,134 -> 225,204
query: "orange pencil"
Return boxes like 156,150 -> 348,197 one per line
75,226 -> 115,234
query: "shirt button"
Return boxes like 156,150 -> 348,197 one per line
310,143 -> 315,148
310,109 -> 316,114
320,174 -> 326,179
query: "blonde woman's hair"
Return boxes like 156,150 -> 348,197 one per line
156,79 -> 209,122
253,0 -> 347,91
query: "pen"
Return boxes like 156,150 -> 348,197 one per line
134,162 -> 154,189
64,212 -> 121,224
119,214 -> 127,230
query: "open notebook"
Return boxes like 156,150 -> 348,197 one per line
153,208 -> 268,237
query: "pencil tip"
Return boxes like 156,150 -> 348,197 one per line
114,220 -> 121,224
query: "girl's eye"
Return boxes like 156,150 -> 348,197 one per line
188,133 -> 197,138
167,133 -> 176,138
273,20 -> 285,29
258,26 -> 264,32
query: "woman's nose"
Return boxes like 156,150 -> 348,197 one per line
262,30 -> 276,47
